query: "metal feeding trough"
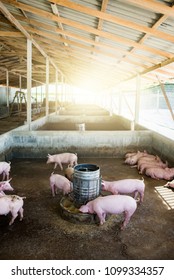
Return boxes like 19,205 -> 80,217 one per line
60,163 -> 101,224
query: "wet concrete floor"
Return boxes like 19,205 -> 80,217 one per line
0,156 -> 174,260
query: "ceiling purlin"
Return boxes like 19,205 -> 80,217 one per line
49,0 -> 174,45
1,0 -> 174,90
48,0 -> 174,84
2,0 -> 172,58
121,1 -> 174,72
91,0 -> 109,55
11,12 -> 159,66
0,0 -> 62,71
125,0 -> 174,16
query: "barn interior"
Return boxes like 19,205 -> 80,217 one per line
0,0 -> 174,260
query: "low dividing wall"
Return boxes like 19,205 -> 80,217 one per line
10,130 -> 153,159
0,114 -> 174,165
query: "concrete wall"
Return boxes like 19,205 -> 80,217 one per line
152,133 -> 174,164
0,132 -> 13,160
10,130 -> 153,159
0,114 -> 174,165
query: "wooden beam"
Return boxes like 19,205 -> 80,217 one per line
125,0 -> 174,17
10,13 -> 159,65
0,0 -> 63,75
1,0 -> 172,58
0,31 -> 24,37
50,0 -> 174,43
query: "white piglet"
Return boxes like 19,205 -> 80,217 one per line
0,195 -> 26,225
101,178 -> 145,203
47,153 -> 78,170
0,161 -> 11,180
79,195 -> 137,230
0,178 -> 14,196
49,172 -> 72,197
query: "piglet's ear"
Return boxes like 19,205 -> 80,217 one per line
8,178 -> 12,182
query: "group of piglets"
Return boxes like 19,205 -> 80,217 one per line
0,161 -> 26,225
47,152 -> 144,230
46,152 -> 77,197
125,150 -> 174,181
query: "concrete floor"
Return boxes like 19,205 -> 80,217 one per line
0,104 -> 174,260
0,156 -> 174,260
0,115 -> 25,135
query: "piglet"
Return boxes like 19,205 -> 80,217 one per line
49,172 -> 72,197
47,153 -> 78,170
145,167 -> 174,180
0,178 -> 14,195
64,165 -> 74,182
164,179 -> 174,188
124,151 -> 148,165
139,160 -> 168,174
0,195 -> 26,225
0,161 -> 11,180
79,195 -> 137,230
101,178 -> 145,203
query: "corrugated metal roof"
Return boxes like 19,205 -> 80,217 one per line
1,0 -> 174,91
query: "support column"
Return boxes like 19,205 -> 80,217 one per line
135,74 -> 141,125
46,57 -> 49,116
6,70 -> 9,114
55,70 -> 58,114
19,75 -> 22,91
118,90 -> 122,115
27,38 -> 32,130
61,74 -> 64,106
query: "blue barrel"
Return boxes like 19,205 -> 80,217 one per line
73,163 -> 101,206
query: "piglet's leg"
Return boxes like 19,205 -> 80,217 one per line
97,211 -> 106,225
121,211 -> 131,230
2,172 -> 5,181
133,191 -> 138,200
58,162 -> 63,170
9,211 -> 18,225
140,192 -> 144,203
18,207 -> 24,221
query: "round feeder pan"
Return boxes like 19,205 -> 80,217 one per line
60,195 -> 98,224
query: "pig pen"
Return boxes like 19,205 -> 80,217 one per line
0,156 -> 174,260
0,104 -> 174,260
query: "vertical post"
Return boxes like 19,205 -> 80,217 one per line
110,91 -> 113,116
27,38 -> 32,130
118,90 -> 122,115
41,85 -> 43,104
19,75 -> 22,112
135,74 -> 141,125
6,70 -> 9,115
55,70 -> 58,114
19,75 -> 22,91
61,74 -> 64,106
46,57 -> 49,116
36,85 -> 38,109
